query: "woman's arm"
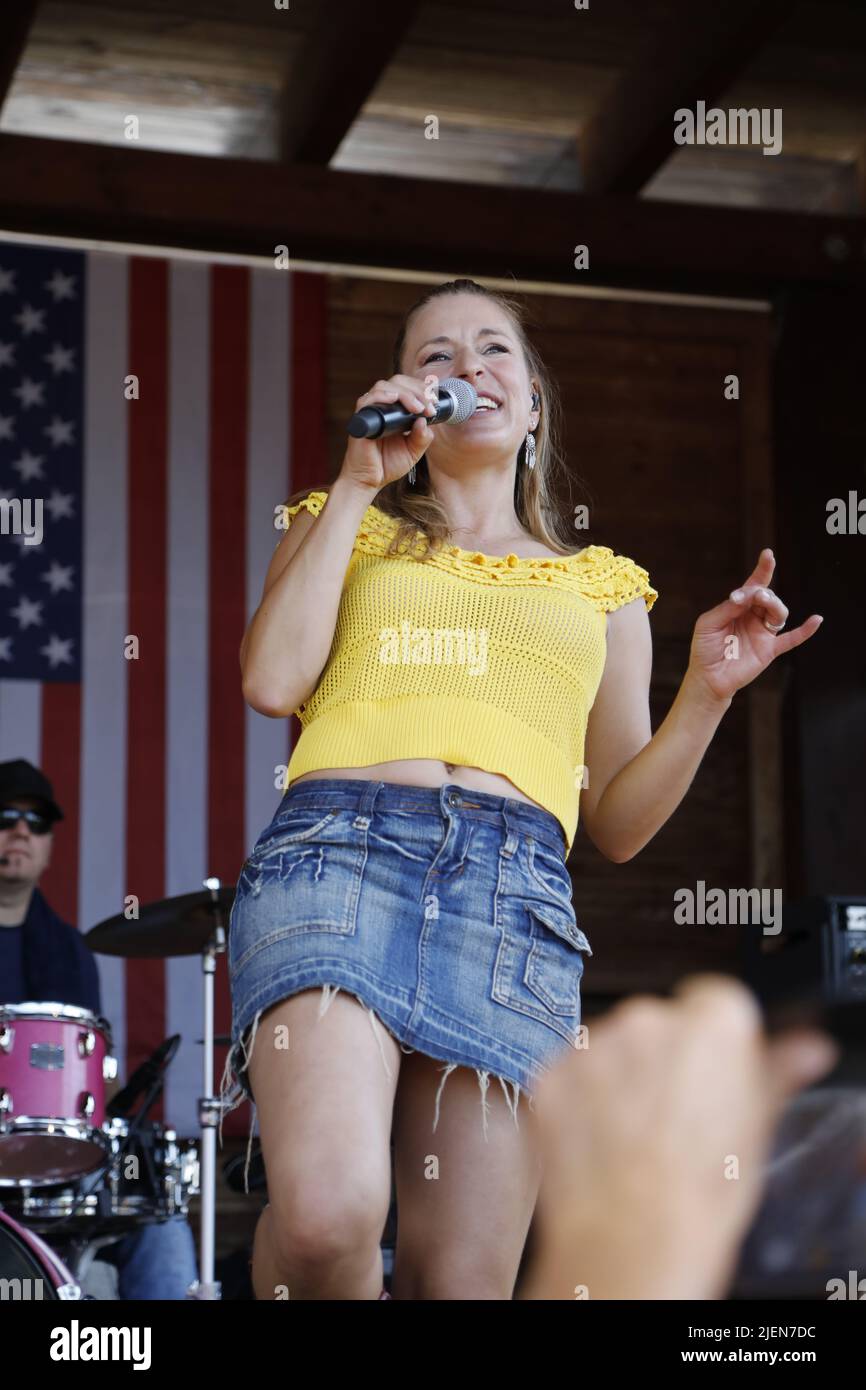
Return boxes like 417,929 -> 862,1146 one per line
580,547 -> 820,863
240,474 -> 376,717
589,667 -> 730,864
579,597 -> 730,864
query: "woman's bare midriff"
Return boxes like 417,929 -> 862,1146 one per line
289,759 -> 547,811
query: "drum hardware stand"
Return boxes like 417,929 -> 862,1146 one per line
60,1233 -> 114,1288
27,1051 -> 175,1239
186,876 -> 225,1301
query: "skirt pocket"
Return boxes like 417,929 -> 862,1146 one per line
492,897 -> 592,1047
229,811 -> 365,974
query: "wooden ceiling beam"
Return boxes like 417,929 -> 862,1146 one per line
0,0 -> 38,114
578,0 -> 792,195
277,0 -> 423,164
0,134 -> 863,296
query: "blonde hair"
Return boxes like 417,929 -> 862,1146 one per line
282,277 -> 594,559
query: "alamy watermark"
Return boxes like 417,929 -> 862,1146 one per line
674,101 -> 782,157
378,623 -> 488,676
674,881 -> 782,936
0,496 -> 43,545
1,1276 -> 46,1300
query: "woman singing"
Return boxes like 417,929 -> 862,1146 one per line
221,277 -> 812,1301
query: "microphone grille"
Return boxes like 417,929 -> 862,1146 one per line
440,377 -> 478,424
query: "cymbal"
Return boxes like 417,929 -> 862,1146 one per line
86,886 -> 236,959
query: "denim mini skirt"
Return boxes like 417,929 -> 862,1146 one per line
220,778 -> 593,1147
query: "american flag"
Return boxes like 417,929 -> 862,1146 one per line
0,239 -> 327,1137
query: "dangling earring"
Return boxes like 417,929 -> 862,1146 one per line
407,464 -> 416,486
524,431 -> 536,470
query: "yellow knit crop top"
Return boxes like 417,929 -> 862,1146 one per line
281,489 -> 658,855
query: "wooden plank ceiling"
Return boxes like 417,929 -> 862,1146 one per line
4,0 -> 866,203
0,0 -> 864,292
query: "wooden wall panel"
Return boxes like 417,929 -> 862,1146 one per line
773,286 -> 866,899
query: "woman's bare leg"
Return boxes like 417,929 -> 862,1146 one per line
246,987 -> 401,1299
391,1050 -> 542,1300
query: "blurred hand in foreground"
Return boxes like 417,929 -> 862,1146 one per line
521,974 -> 840,1300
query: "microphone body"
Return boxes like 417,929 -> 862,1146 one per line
347,378 -> 477,439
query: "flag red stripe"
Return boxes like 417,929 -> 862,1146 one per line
39,683 -> 81,928
286,272 -> 329,763
208,265 -> 250,1110
126,257 -> 169,1107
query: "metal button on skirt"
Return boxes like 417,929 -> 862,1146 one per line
220,778 -> 592,1149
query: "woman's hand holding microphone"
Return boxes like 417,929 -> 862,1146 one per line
339,373 -> 440,493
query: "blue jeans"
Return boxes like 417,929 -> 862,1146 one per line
101,1217 -> 199,1300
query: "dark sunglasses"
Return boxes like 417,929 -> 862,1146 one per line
0,807 -> 54,836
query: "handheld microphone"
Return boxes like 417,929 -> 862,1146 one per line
347,377 -> 478,440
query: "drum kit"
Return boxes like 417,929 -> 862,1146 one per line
0,877 -> 239,1300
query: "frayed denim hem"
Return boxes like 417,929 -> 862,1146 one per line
219,983 -> 533,1192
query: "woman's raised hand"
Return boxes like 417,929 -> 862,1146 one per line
686,549 -> 823,704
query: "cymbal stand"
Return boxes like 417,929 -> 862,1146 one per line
186,876 -> 225,1300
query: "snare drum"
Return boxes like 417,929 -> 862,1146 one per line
0,1208 -> 82,1300
4,1119 -> 200,1236
0,1003 -> 117,1185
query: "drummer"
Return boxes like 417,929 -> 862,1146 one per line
0,758 -> 198,1300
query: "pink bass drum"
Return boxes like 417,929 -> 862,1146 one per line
0,1208 -> 82,1300
0,1003 -> 118,1185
